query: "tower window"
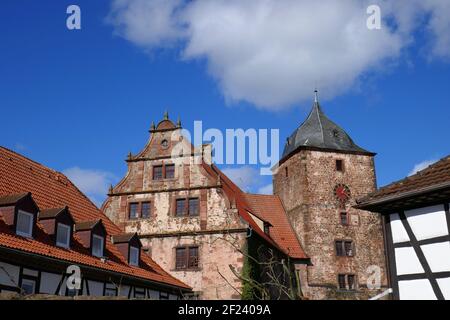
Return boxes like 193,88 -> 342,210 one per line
285,167 -> 288,177
336,159 -> 344,172
338,274 -> 356,291
335,240 -> 354,256
340,212 -> 349,226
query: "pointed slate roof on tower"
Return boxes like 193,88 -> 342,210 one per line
282,90 -> 374,161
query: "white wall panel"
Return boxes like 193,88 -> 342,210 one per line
39,272 -> 61,294
118,285 -> 130,297
88,280 -> 104,296
390,213 -> 410,243
437,277 -> 450,300
0,262 -> 20,287
405,205 -> 448,240
421,241 -> 450,273
395,247 -> 424,275
148,289 -> 159,300
399,279 -> 437,300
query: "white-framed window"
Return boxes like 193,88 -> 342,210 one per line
16,210 -> 34,238
92,234 -> 104,257
21,279 -> 36,295
56,223 -> 71,248
129,246 -> 140,266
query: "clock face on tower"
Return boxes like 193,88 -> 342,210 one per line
334,184 -> 351,203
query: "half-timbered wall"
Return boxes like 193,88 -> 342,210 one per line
0,260 -> 178,299
386,203 -> 450,300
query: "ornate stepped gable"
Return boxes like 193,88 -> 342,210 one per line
102,113 -> 308,299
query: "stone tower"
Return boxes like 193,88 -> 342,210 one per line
273,91 -> 388,299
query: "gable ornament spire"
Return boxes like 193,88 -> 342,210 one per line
163,111 -> 169,120
314,89 -> 319,104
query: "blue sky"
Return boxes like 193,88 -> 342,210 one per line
1,1 -> 449,205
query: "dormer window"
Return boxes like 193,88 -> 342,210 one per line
111,233 -> 142,266
129,246 -> 140,266
92,234 -> 105,258
75,219 -> 107,258
56,223 -> 71,248
39,206 -> 74,249
16,210 -> 34,238
0,193 -> 39,238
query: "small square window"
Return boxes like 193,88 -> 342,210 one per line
336,160 -> 344,172
21,279 -> 36,295
338,274 -> 356,291
92,234 -> 104,258
340,212 -> 348,226
175,247 -> 187,269
165,164 -> 175,179
141,202 -> 151,218
188,198 -> 199,216
176,199 -> 186,217
348,275 -> 356,290
16,210 -> 34,238
335,240 -> 354,257
338,274 -> 346,290
129,246 -> 140,266
56,223 -> 71,248
188,247 -> 199,268
129,203 -> 139,219
153,166 -> 163,180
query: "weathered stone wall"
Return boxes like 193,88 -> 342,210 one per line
274,150 -> 388,300
144,233 -> 246,300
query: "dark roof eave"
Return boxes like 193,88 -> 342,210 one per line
355,181 -> 450,211
277,145 -> 376,167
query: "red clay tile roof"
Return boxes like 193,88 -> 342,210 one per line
358,155 -> 450,205
0,146 -> 190,290
202,162 -> 308,260
243,194 -> 308,260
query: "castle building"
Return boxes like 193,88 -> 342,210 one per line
102,114 -> 309,300
273,92 -> 389,299
357,155 -> 450,300
0,147 -> 190,299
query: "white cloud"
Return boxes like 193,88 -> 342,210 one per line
257,183 -> 273,195
107,0 -> 450,110
408,159 -> 438,176
63,167 -> 117,207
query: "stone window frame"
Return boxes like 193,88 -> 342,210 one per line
335,239 -> 355,257
337,273 -> 357,291
152,162 -> 176,181
335,159 -> 345,172
173,196 -> 200,218
339,211 -> 349,226
173,245 -> 200,271
127,200 -> 154,220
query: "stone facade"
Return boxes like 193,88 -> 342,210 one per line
102,118 -> 248,299
274,149 -> 388,299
